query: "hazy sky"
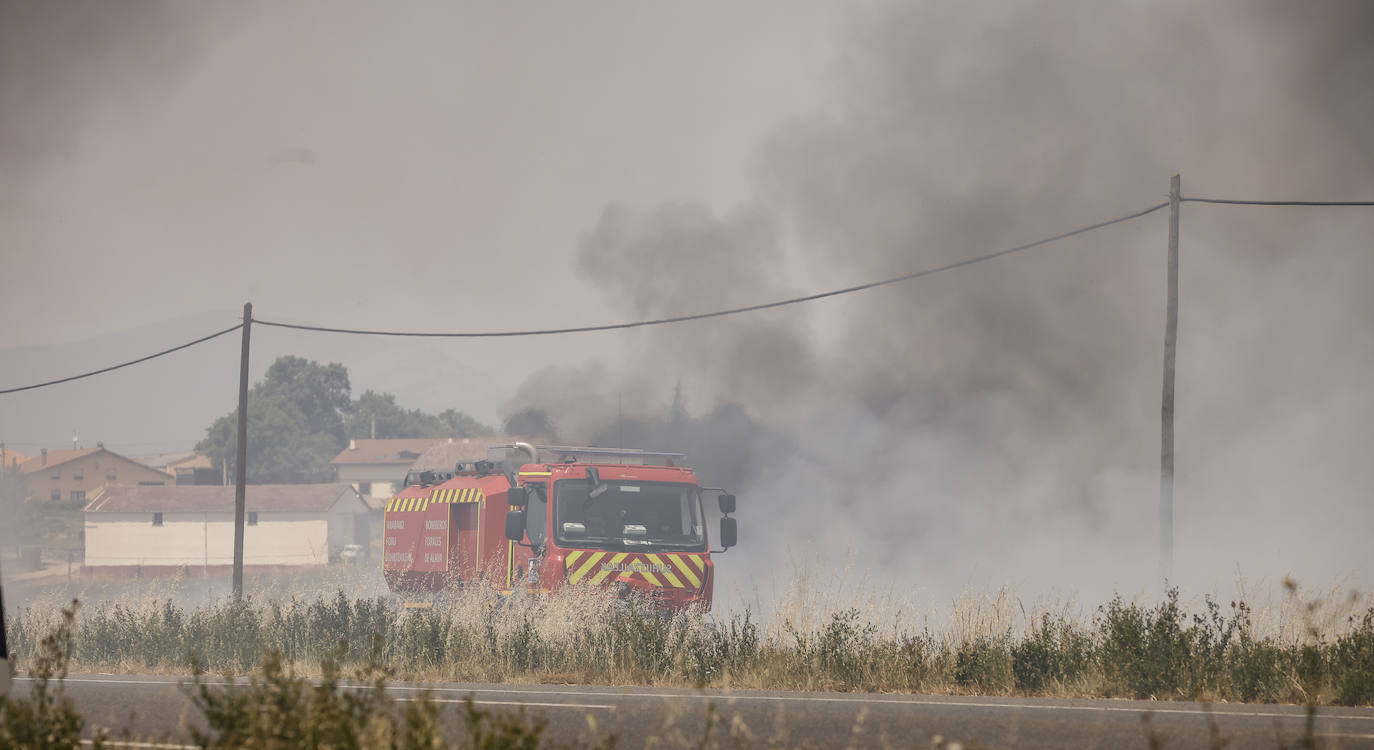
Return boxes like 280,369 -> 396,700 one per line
0,0 -> 840,448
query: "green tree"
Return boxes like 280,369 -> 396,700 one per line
197,356 -> 352,484
344,390 -> 492,439
437,408 -> 492,438
257,356 -> 351,445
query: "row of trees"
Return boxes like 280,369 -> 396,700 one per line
195,355 -> 766,491
196,356 -> 513,484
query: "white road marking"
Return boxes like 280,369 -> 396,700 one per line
397,697 -> 613,710
377,685 -> 1374,722
82,736 -> 196,741
36,677 -> 1374,722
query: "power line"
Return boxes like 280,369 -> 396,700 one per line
1182,197 -> 1374,206
0,202 -> 1167,395
6,193 -> 1371,394
0,324 -> 244,396
253,201 -> 1171,338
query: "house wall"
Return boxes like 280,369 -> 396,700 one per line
84,511 -> 331,567
334,463 -> 406,499
326,503 -> 356,555
26,453 -> 170,505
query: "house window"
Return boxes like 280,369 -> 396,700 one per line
70,490 -> 85,504
152,512 -> 163,526
248,511 -> 259,526
107,470 -> 117,480
139,481 -> 165,486
358,482 -> 372,496
51,472 -> 60,480
73,470 -> 83,480
50,488 -> 61,501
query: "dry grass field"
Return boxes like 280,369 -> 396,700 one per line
6,566 -> 1372,708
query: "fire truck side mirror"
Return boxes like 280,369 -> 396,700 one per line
505,510 -> 526,542
718,494 -> 736,515
719,517 -> 738,549
507,486 -> 528,508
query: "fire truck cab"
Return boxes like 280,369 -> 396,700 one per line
382,444 -> 737,610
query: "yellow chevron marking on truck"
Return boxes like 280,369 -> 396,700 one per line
670,556 -> 702,588
636,566 -> 664,587
670,555 -> 699,588
568,551 -> 604,584
643,555 -> 679,588
388,486 -> 492,514
562,551 -> 706,589
588,553 -> 629,585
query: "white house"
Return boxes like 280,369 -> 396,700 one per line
330,438 -> 445,507
83,483 -> 370,574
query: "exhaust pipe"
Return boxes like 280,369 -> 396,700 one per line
513,442 -> 538,463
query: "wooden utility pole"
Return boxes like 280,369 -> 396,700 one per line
1161,175 -> 1180,584
232,302 -> 252,600
1,555 -> 9,695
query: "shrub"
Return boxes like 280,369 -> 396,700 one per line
0,600 -> 105,750
187,640 -> 458,750
1332,610 -> 1374,706
1011,613 -> 1092,693
1097,590 -> 1192,698
954,634 -> 1014,693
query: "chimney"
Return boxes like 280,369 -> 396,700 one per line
97,441 -> 104,449
42,448 -> 48,465
349,439 -> 356,450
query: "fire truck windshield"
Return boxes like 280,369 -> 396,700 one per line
553,479 -> 705,551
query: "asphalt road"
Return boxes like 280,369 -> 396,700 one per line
13,674 -> 1374,749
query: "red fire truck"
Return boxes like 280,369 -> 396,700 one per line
382,443 -> 737,610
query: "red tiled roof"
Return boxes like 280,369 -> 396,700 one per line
408,436 -> 527,471
86,483 -> 364,513
20,448 -> 103,475
20,447 -> 174,479
329,439 -> 446,466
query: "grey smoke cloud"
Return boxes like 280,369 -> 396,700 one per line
517,0 -> 1374,606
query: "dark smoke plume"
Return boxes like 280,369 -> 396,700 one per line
509,0 -> 1374,606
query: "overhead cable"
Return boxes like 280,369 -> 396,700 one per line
14,192 -> 1369,393
0,324 -> 244,395
253,201 -> 1171,338
1182,197 -> 1374,206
